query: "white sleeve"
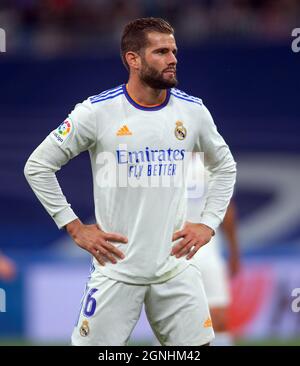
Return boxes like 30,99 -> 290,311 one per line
24,99 -> 97,229
197,105 -> 237,231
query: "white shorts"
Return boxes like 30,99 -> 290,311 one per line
71,264 -> 214,346
191,235 -> 230,307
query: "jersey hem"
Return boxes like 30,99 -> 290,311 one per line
94,261 -> 190,285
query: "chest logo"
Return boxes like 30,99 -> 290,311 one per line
117,125 -> 132,136
174,121 -> 187,140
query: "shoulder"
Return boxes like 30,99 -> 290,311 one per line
170,88 -> 203,107
88,85 -> 124,106
69,85 -> 125,132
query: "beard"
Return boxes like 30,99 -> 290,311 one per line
140,59 -> 178,89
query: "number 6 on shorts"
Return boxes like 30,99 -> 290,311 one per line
83,288 -> 98,317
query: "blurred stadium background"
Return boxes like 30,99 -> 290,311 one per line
0,0 -> 300,346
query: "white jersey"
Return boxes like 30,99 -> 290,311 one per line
24,84 -> 236,284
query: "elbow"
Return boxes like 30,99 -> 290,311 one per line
24,159 -> 30,181
24,158 -> 34,181
232,160 -> 237,174
225,154 -> 237,175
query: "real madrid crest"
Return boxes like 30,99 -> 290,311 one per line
174,121 -> 187,140
80,320 -> 90,337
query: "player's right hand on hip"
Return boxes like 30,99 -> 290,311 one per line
65,219 -> 128,266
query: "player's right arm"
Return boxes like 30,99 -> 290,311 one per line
24,100 -> 127,265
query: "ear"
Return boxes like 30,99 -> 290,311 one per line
125,51 -> 141,71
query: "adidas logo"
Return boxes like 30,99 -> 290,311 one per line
116,125 -> 132,136
203,317 -> 212,328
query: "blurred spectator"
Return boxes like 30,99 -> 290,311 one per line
0,252 -> 16,281
0,0 -> 299,55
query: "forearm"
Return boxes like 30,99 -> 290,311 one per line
24,138 -> 78,229
200,148 -> 237,231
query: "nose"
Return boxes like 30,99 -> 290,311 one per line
168,52 -> 177,65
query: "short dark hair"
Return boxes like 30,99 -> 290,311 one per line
120,17 -> 174,71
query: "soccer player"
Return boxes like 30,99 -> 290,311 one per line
0,252 -> 16,281
205,202 -> 240,346
24,17 -> 236,346
187,155 -> 240,346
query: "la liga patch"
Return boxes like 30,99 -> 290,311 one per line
52,119 -> 72,144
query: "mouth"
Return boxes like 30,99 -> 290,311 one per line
163,69 -> 176,76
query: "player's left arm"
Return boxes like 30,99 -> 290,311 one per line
172,104 -> 237,259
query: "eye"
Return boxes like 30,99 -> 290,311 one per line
156,49 -> 168,54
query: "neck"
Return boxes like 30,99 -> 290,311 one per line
126,77 -> 166,106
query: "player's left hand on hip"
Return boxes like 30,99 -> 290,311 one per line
171,222 -> 214,260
